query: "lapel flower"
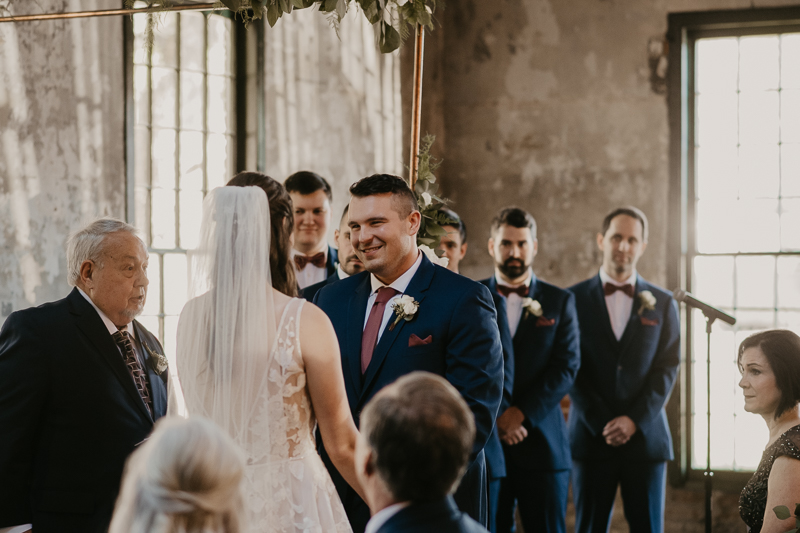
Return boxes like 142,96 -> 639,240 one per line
389,294 -> 420,331
419,245 -> 450,268
638,290 -> 656,316
144,343 -> 169,375
522,297 -> 543,319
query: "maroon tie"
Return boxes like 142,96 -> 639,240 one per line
112,330 -> 153,417
497,284 -> 529,298
294,252 -> 326,270
604,282 -> 635,298
361,287 -> 399,374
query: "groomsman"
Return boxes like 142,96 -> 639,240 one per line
480,207 -> 580,533
314,174 -> 504,533
285,171 -> 338,289
438,210 -> 514,533
568,206 -> 679,533
302,204 -> 365,301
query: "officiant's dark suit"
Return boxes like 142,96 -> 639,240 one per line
568,207 -> 680,533
314,174 -> 503,533
0,221 -> 168,533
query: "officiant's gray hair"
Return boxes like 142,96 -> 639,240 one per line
66,218 -> 140,286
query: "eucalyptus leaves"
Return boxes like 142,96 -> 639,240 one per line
412,134 -> 455,259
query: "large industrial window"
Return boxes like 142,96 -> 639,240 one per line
668,8 -> 800,483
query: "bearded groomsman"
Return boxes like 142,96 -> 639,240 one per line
479,207 -> 580,533
314,174 -> 504,533
0,219 -> 169,533
438,209 -> 514,533
568,206 -> 679,533
285,171 -> 338,289
302,204 -> 365,301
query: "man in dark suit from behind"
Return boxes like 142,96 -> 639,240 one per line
0,218 -> 169,533
356,372 -> 489,533
301,203 -> 364,301
568,206 -> 680,533
285,170 -> 338,289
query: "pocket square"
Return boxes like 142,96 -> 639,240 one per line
409,334 -> 433,347
641,317 -> 659,326
535,317 -> 556,327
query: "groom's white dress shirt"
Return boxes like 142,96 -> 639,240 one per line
364,502 -> 411,533
364,252 -> 423,343
495,268 -> 534,338
599,268 -> 637,341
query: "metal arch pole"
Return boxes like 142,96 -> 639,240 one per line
704,314 -> 716,533
408,23 -> 424,189
0,4 -> 218,23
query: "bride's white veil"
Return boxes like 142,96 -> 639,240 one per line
175,186 -> 276,453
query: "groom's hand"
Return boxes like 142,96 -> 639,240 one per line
497,406 -> 528,445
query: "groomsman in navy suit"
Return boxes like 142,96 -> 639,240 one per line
285,171 -> 338,289
568,206 -> 680,533
301,204 -> 364,301
437,210 -> 515,533
314,174 -> 504,533
480,207 -> 580,533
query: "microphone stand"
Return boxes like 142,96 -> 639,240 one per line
703,313 -> 715,533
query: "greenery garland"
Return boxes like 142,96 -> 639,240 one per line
413,134 -> 455,260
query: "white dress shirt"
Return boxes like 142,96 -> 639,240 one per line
78,288 -> 144,365
292,248 -> 328,289
599,268 -> 637,341
364,502 -> 411,533
337,264 -> 350,280
364,252 -> 423,342
495,268 -> 534,338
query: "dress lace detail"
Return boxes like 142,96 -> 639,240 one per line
739,424 -> 800,532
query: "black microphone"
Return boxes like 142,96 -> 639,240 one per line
672,289 -> 736,326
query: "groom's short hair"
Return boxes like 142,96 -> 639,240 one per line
360,372 -> 475,502
349,174 -> 418,218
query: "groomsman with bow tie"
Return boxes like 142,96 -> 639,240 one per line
479,207 -> 580,533
568,206 -> 680,533
286,171 -> 338,289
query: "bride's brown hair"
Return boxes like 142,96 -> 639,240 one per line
226,172 -> 297,297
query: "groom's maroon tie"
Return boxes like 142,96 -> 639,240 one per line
361,287 -> 399,374
112,329 -> 153,417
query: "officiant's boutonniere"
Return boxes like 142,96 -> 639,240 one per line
522,298 -> 543,320
144,343 -> 169,375
389,295 -> 420,331
638,290 -> 657,316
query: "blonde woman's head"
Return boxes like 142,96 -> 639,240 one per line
110,416 -> 246,533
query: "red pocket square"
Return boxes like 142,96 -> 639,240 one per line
535,317 -> 556,327
641,317 -> 659,326
409,334 -> 433,347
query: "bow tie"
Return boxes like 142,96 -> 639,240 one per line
603,282 -> 635,298
497,284 -> 529,298
294,252 -> 326,270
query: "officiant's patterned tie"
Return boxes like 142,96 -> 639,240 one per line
112,330 -> 153,417
361,287 -> 399,374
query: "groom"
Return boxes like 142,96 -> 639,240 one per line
315,174 -> 504,533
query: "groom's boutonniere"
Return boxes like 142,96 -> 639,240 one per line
521,297 -> 543,320
638,290 -> 657,316
389,295 -> 420,331
144,343 -> 169,375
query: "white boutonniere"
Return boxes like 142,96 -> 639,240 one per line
522,297 -> 543,319
144,343 -> 169,375
389,294 -> 420,331
638,290 -> 656,315
419,244 -> 450,268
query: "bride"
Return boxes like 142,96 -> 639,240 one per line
174,172 -> 361,532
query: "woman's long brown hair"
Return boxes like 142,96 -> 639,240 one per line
226,172 -> 297,297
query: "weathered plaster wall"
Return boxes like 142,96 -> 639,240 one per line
0,1 -> 125,319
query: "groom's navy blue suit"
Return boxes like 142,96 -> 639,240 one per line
0,288 -> 168,533
568,275 -> 679,533
315,254 -> 504,533
481,276 -> 580,533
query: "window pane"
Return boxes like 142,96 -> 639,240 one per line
693,255 -> 734,308
179,190 -> 204,250
777,310 -> 800,329
736,255 -> 775,309
151,13 -> 178,68
739,35 -> 780,91
143,253 -> 161,316
739,91 -> 779,145
696,146 -> 737,201
780,198 -> 800,251
696,199 -> 739,253
134,65 -> 150,126
180,12 -> 206,72
696,93 -> 738,148
151,67 -> 177,129
737,199 -> 780,253
777,256 -> 800,308
151,128 -> 176,190
782,144 -> 800,198
179,130 -> 204,191
696,38 -> 738,94
781,33 -> 800,89
738,145 -> 779,199
163,254 -> 188,315
163,315 -> 180,366
180,72 -> 204,131
781,89 -> 800,144
207,16 -> 232,76
151,188 -> 177,249
207,133 -> 230,189
207,75 -> 231,133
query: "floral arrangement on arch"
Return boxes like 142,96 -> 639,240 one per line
412,134 -> 455,268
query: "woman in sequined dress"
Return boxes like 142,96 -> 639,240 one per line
738,329 -> 800,533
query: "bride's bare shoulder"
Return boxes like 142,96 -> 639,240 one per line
297,300 -> 338,359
